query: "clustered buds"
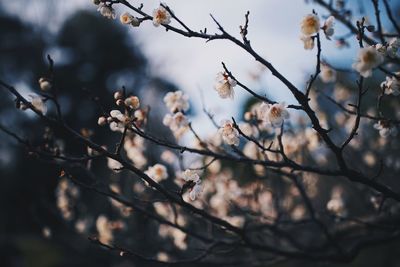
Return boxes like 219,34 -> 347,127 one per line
162,91 -> 190,139
93,1 -> 172,28
97,90 -> 142,132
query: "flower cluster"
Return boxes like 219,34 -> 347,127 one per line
163,91 -> 190,139
98,91 -> 142,132
300,14 -> 335,49
93,1 -> 172,28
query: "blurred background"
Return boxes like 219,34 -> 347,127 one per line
1,0 -> 400,266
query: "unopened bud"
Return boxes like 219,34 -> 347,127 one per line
97,116 -> 107,126
116,99 -> 124,106
114,91 -> 123,100
38,77 -> 52,91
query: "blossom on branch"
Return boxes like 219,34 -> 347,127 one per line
300,35 -> 315,50
214,72 -> 237,99
145,164 -> 168,182
152,6 -> 171,27
163,91 -> 189,113
320,64 -> 337,83
163,112 -> 189,139
381,74 -> 400,96
29,95 -> 47,114
97,3 -> 116,20
218,120 -> 240,146
301,14 -> 320,36
258,102 -> 289,128
374,120 -> 398,138
322,16 -> 335,40
352,46 -> 384,77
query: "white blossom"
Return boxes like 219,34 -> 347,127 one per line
300,35 -> 315,50
374,120 -> 398,138
258,102 -> 289,128
387,38 -> 400,57
109,110 -> 128,132
152,6 -> 171,27
322,16 -> 335,39
214,72 -> 237,99
352,46 -> 384,77
380,74 -> 400,96
145,164 -> 168,182
300,14 -> 320,36
30,95 -> 47,114
163,91 -> 189,113
163,112 -> 189,138
97,4 -> 116,19
182,169 -> 200,183
107,157 -> 123,172
218,120 -> 240,146
96,215 -> 113,245
120,12 -> 139,26
320,64 -> 337,83
327,197 -> 346,216
189,182 -> 203,201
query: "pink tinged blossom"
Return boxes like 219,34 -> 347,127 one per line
218,120 -> 240,146
300,14 -> 320,36
214,72 -> 237,99
258,102 -> 289,128
152,6 -> 171,27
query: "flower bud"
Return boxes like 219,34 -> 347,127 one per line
114,91 -> 123,100
98,116 -> 107,126
38,77 -> 52,91
116,99 -> 124,106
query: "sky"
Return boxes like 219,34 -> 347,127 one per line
1,0 -> 371,135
